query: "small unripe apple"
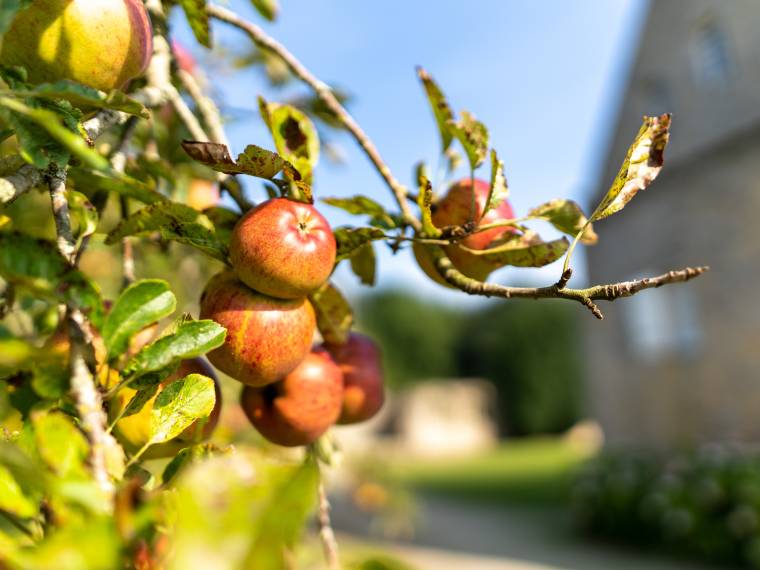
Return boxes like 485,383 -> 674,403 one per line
413,178 -> 516,286
229,198 -> 336,299
0,0 -> 153,92
199,271 -> 316,386
240,349 -> 343,447
110,357 -> 222,459
185,178 -> 219,211
323,333 -> 385,425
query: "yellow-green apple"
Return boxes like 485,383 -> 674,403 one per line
323,333 -> 385,425
0,0 -> 153,92
229,198 -> 336,299
413,178 -> 516,286
240,349 -> 343,447
199,271 -> 316,386
185,178 -> 219,211
110,357 -> 222,459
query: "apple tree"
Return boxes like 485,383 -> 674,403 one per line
0,0 -> 707,568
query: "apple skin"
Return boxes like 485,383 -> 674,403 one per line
199,271 -> 316,386
323,333 -> 385,425
110,357 -> 222,459
229,198 -> 336,300
0,0 -> 153,92
413,178 -> 516,286
240,349 -> 344,447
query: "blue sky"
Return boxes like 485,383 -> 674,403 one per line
173,0 -> 649,305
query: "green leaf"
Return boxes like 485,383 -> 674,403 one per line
244,458 -> 319,568
68,167 -> 165,205
528,199 -> 598,245
262,101 -> 320,183
161,443 -> 223,485
66,190 -> 98,247
591,114 -> 671,221
129,362 -> 179,390
250,0 -> 278,20
483,149 -> 509,217
0,464 -> 37,518
465,233 -> 569,268
178,0 -> 211,48
0,96 -> 108,170
105,200 -> 228,262
349,243 -> 376,286
18,81 -> 149,118
322,195 -> 395,228
416,67 -> 454,153
149,374 -> 216,444
121,384 -> 159,418
448,111 -> 489,171
334,226 -> 385,262
0,232 -> 104,326
181,140 -> 300,180
416,175 -> 440,237
0,338 -> 43,377
123,320 -> 226,379
102,279 -> 177,361
309,281 -> 353,345
0,1 -> 32,37
202,206 -> 241,243
32,411 -> 89,477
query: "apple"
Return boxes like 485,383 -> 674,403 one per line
240,348 -> 343,447
185,178 -> 219,211
110,357 -> 222,458
171,40 -> 196,75
229,198 -> 336,299
413,178 -> 516,286
199,271 -> 316,386
323,333 -> 385,425
0,0 -> 153,92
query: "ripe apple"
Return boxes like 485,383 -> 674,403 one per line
240,349 -> 343,447
0,0 -> 153,92
323,333 -> 385,425
199,271 -> 316,386
110,357 -> 222,458
413,178 -> 516,286
229,198 -> 336,299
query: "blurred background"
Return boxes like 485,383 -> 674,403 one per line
7,0 -> 760,568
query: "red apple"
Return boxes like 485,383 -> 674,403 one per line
413,178 -> 516,286
0,0 -> 153,92
199,271 -> 316,386
171,40 -> 196,75
240,348 -> 344,447
229,198 -> 336,299
323,333 -> 385,425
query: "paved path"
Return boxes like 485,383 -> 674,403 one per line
331,493 -> 735,570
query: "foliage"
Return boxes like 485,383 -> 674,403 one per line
0,0 -> 692,566
456,300 -> 583,436
574,449 -> 760,568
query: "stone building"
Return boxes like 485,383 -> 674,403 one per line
585,0 -> 760,446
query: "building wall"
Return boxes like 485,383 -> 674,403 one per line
584,0 -> 760,446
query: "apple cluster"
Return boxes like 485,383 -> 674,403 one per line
413,178 -> 516,286
201,198 -> 385,447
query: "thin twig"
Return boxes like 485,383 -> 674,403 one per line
47,168 -> 122,498
207,3 -> 419,230
430,246 -> 709,320
317,478 -> 341,570
176,68 -> 229,147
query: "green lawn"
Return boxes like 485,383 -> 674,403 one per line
389,438 -> 594,506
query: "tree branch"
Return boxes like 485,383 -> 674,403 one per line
207,3 -> 419,230
47,167 -> 123,498
430,246 -> 709,320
